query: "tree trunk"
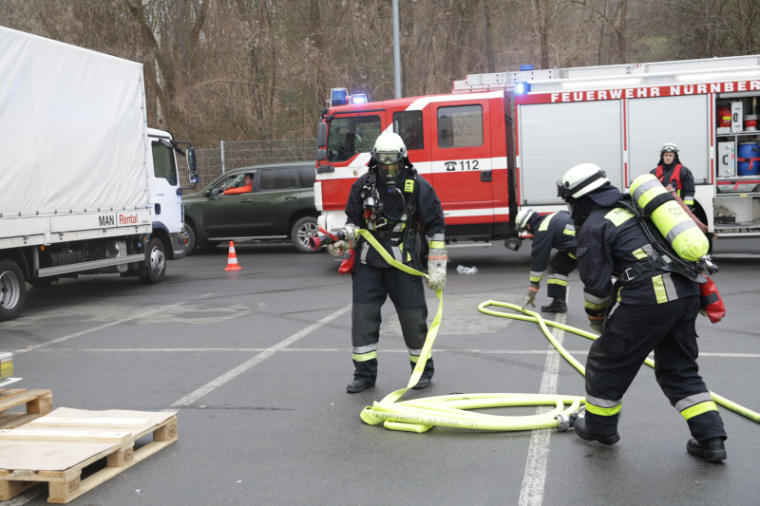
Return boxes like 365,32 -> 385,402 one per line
615,0 -> 627,63
535,0 -> 552,69
484,0 -> 496,73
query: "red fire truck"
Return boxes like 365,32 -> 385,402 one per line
315,55 -> 760,248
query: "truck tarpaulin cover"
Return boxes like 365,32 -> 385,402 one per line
0,27 -> 149,218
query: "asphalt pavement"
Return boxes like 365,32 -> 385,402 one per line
1,239 -> 759,506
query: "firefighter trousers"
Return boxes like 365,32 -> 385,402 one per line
584,295 -> 726,442
546,250 -> 577,300
351,263 -> 433,382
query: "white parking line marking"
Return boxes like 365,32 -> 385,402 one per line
169,304 -> 352,408
36,348 -> 591,354
13,302 -> 186,354
33,348 -> 760,358
700,352 -> 760,358
518,294 -> 568,506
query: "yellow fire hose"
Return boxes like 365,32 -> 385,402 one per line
479,300 -> 760,424
356,230 -> 760,433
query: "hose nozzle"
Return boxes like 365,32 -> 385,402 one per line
309,227 -> 348,251
701,255 -> 719,275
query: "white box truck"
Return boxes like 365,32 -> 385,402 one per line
0,27 -> 199,321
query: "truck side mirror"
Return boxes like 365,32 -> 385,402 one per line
317,122 -> 327,148
186,147 -> 197,172
317,149 -> 326,161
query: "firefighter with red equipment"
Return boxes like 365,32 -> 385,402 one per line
516,208 -> 577,313
557,163 -> 727,462
651,142 -> 696,209
328,132 -> 447,394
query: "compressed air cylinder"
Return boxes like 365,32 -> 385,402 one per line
630,174 -> 709,262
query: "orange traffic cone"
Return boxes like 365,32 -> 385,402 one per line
224,241 -> 242,271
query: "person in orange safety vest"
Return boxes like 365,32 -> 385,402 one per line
650,143 -> 695,210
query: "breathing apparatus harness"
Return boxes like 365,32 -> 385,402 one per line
602,194 -> 721,321
614,195 -> 709,288
359,158 -> 425,272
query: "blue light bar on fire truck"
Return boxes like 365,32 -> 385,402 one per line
330,88 -> 349,106
351,94 -> 368,104
329,88 -> 370,106
514,81 -> 531,95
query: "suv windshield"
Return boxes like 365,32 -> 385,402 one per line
327,116 -> 382,162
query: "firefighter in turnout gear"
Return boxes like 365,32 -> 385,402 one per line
330,132 -> 447,394
650,142 -> 696,210
516,208 -> 577,313
557,163 -> 727,462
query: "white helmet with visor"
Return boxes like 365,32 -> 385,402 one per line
371,132 -> 407,180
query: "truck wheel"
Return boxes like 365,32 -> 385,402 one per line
183,224 -> 197,255
291,216 -> 319,253
140,237 -> 166,284
0,259 -> 26,321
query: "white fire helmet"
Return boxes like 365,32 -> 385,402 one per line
371,132 -> 407,180
661,142 -> 679,153
515,208 -> 535,231
557,163 -> 609,200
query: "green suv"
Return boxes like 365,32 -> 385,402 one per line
182,162 -> 319,253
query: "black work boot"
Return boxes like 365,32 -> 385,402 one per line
346,378 -> 375,393
412,377 -> 431,390
687,437 -> 727,462
574,417 -> 620,445
409,358 -> 434,389
541,298 -> 567,313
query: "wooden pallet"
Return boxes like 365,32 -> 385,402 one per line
0,389 -> 53,430
0,414 -> 178,504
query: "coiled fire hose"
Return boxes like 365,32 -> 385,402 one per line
356,230 -> 760,433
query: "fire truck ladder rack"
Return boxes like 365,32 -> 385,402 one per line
453,55 -> 760,94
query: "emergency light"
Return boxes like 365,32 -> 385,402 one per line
351,94 -> 368,104
330,88 -> 349,106
514,81 -> 531,95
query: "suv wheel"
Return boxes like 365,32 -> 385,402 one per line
183,223 -> 197,255
292,216 -> 319,253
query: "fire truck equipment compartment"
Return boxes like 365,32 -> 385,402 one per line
738,142 -> 760,175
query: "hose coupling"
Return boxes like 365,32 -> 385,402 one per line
555,413 -> 570,431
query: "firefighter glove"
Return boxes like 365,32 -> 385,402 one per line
426,249 -> 448,291
522,282 -> 540,310
327,241 -> 348,257
588,317 -> 605,334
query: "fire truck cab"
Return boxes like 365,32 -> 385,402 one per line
315,92 -> 518,244
316,54 -> 760,249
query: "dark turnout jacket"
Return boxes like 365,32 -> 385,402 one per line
345,166 -> 445,268
528,211 -> 577,283
577,205 -> 700,318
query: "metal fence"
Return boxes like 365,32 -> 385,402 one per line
181,138 -> 317,194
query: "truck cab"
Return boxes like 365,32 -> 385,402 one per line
148,128 -> 192,262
